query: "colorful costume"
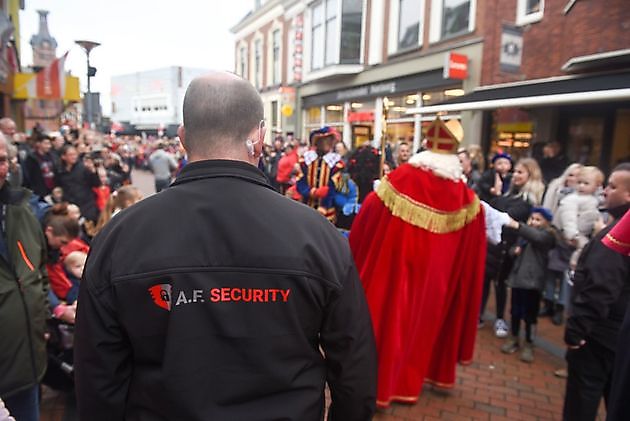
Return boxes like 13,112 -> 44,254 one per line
349,118 -> 486,407
296,127 -> 344,222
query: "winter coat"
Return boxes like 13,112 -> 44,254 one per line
484,191 -> 533,279
507,224 -> 555,291
23,152 -> 56,197
55,161 -> 101,222
74,159 -> 377,421
554,192 -> 600,248
565,221 -> 630,351
0,185 -> 50,398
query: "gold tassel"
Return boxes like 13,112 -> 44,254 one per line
375,177 -> 480,234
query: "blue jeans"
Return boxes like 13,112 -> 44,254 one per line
3,384 -> 39,421
544,270 -> 571,307
155,178 -> 171,193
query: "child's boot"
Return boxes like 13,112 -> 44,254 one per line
501,336 -> 519,354
520,343 -> 534,363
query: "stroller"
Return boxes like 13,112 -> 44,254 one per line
42,318 -> 75,391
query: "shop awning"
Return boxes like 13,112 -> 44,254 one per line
406,71 -> 630,114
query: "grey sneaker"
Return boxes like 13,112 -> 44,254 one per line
501,336 -> 519,354
520,343 -> 534,363
494,319 -> 509,338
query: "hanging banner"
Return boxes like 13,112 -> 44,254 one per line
13,73 -> 80,101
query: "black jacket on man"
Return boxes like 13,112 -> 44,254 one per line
54,161 -> 100,222
565,221 -> 630,350
74,159 -> 377,421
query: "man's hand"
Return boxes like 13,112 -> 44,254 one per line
567,339 -> 586,350
490,173 -> 503,196
54,303 -> 77,324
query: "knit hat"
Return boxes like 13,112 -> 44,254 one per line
531,206 -> 553,222
491,152 -> 512,164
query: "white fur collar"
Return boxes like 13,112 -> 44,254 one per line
408,151 -> 464,181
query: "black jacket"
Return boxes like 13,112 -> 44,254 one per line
485,192 -> 533,279
565,221 -> 630,350
23,152 -> 56,197
75,159 -> 377,421
55,160 -> 101,221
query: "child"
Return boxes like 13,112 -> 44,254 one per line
477,152 -> 512,202
94,185 -> 143,234
63,250 -> 88,304
501,207 -> 556,362
553,166 -> 604,267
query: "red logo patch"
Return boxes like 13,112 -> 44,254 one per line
148,284 -> 172,311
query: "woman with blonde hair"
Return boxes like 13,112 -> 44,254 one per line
508,158 -> 546,206
480,157 -> 545,337
95,185 -> 143,234
543,163 -> 582,215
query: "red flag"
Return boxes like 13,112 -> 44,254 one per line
35,51 -> 68,99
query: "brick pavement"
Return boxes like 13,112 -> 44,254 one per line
40,317 -> 607,421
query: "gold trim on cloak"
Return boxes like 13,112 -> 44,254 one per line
605,232 -> 630,248
376,176 -> 481,234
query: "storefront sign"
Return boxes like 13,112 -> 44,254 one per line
443,52 -> 468,80
500,25 -> 523,73
303,69 -> 456,108
348,111 -> 375,122
293,14 -> 304,82
337,82 -> 397,101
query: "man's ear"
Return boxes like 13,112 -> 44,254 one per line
177,125 -> 186,149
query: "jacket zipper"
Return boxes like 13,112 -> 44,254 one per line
7,240 -> 39,383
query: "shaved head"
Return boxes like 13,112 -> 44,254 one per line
182,72 -> 263,158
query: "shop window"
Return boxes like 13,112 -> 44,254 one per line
272,30 -> 281,85
305,107 -> 322,126
429,0 -> 475,42
326,104 -> 344,123
489,108 -> 534,162
517,0 -> 543,26
310,0 -> 363,70
398,0 -> 423,51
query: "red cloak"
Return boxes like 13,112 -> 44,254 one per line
349,163 -> 486,408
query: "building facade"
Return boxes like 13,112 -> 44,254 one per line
411,0 -> 630,172
233,0 -> 630,171
110,66 -> 209,137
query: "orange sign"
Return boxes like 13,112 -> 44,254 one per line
443,52 -> 468,80
348,111 -> 374,122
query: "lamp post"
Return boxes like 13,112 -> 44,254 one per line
75,40 -> 100,128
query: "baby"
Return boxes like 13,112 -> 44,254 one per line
63,251 -> 88,304
553,166 -> 604,266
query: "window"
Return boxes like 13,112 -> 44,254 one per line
272,30 -> 281,85
340,0 -> 362,63
311,2 -> 325,69
516,0 -> 543,25
254,39 -> 262,89
311,0 -> 363,70
324,0 -> 338,66
441,0 -> 471,39
398,0 -> 422,51
239,46 -> 248,78
271,101 -> 279,129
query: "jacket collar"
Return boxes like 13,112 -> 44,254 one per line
171,159 -> 273,190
